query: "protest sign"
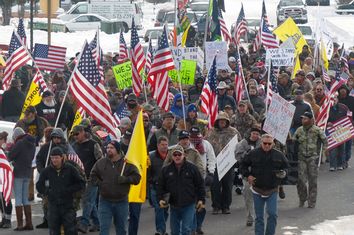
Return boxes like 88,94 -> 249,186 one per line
205,41 -> 228,70
197,46 -> 204,69
112,61 -> 132,90
172,47 -> 198,70
217,135 -> 238,180
168,60 -> 196,85
265,48 -> 295,66
327,117 -> 354,150
263,93 -> 295,145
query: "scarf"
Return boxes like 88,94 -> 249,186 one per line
190,135 -> 205,154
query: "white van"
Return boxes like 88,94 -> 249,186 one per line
57,1 -> 143,29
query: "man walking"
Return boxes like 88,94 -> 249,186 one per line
90,140 -> 141,235
241,134 -> 289,235
158,145 -> 205,235
293,112 -> 327,208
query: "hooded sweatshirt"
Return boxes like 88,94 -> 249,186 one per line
170,94 -> 187,119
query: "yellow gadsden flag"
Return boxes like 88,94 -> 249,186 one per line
126,111 -> 147,203
273,17 -> 308,55
20,80 -> 42,119
321,39 -> 329,70
71,107 -> 85,132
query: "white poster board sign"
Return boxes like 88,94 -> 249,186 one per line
197,47 -> 204,69
322,31 -> 334,60
263,93 -> 295,145
217,135 -> 238,180
205,41 -> 228,70
172,47 -> 198,70
265,48 -> 295,66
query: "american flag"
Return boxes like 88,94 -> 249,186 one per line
218,10 -> 232,43
0,149 -> 13,205
145,39 -> 154,74
254,0 -> 269,51
113,102 -> 129,126
148,25 -> 175,111
130,18 -> 146,97
119,31 -> 129,63
327,117 -> 354,150
316,74 -> 348,129
67,145 -> 85,171
33,43 -> 67,71
260,19 -> 278,49
266,63 -> 279,105
69,42 -> 117,138
89,31 -> 104,81
322,66 -> 331,82
233,4 -> 247,46
32,69 -> 49,95
340,44 -> 349,73
200,55 -> 218,128
17,18 -> 27,46
234,52 -> 244,104
2,31 -> 32,90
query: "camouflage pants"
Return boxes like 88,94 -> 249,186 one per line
297,156 -> 318,206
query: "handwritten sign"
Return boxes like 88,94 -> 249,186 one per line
172,47 -> 198,70
112,61 -> 132,90
327,117 -> 354,150
263,93 -> 295,145
217,135 -> 238,180
197,46 -> 204,69
168,60 -> 196,85
205,41 -> 228,70
265,48 -> 295,66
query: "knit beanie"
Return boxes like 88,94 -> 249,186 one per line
12,127 -> 25,141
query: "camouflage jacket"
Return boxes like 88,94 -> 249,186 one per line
207,126 -> 240,156
293,125 -> 327,158
230,112 -> 257,139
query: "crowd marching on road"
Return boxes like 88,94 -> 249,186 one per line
1,1 -> 354,235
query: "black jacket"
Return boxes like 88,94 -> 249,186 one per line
1,87 -> 25,118
290,100 -> 313,130
240,147 -> 289,190
158,160 -> 205,208
8,134 -> 36,178
218,93 -> 236,111
36,162 -> 85,208
148,150 -> 166,186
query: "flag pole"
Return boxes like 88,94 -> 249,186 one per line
236,45 -> 250,102
265,61 -> 271,115
45,41 -> 87,168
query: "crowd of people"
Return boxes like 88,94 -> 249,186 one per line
0,39 -> 354,235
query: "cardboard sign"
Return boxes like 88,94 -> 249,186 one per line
205,41 -> 228,70
263,93 -> 295,145
217,135 -> 238,180
327,117 -> 354,150
265,48 -> 295,66
112,61 -> 132,90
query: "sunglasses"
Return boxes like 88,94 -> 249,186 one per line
262,142 -> 272,146
172,152 -> 182,157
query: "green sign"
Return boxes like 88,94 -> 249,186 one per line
167,60 -> 196,85
112,61 -> 132,90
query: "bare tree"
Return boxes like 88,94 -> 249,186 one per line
0,0 -> 12,25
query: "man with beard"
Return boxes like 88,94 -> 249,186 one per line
126,93 -> 141,122
90,140 -> 141,235
35,90 -> 57,126
16,106 -> 49,146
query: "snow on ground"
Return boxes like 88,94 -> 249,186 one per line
0,0 -> 353,57
301,215 -> 354,235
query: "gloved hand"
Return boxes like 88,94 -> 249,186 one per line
196,200 -> 204,212
117,176 -> 127,184
159,200 -> 168,208
275,170 -> 286,179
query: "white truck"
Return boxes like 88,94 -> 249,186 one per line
57,0 -> 143,29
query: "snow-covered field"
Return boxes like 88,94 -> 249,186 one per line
0,0 -> 353,58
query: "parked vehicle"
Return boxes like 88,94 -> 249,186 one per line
188,1 -> 209,18
143,27 -> 164,42
305,0 -> 330,6
154,6 -> 174,26
57,1 -> 143,29
276,0 -> 308,25
298,25 -> 315,46
64,14 -> 126,32
162,10 -> 198,27
335,0 -> 354,14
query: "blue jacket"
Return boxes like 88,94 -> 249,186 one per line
170,94 -> 187,119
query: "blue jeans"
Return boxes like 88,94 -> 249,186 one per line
170,204 -> 195,235
14,178 -> 30,206
81,184 -> 99,227
150,187 -> 168,233
253,191 -> 278,235
128,203 -> 142,235
345,139 -> 352,162
329,144 -> 345,168
98,197 -> 128,235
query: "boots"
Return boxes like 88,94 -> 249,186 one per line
23,205 -> 33,230
1,219 -> 11,228
14,206 -> 24,231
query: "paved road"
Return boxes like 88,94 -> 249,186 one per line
2,161 -> 354,235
